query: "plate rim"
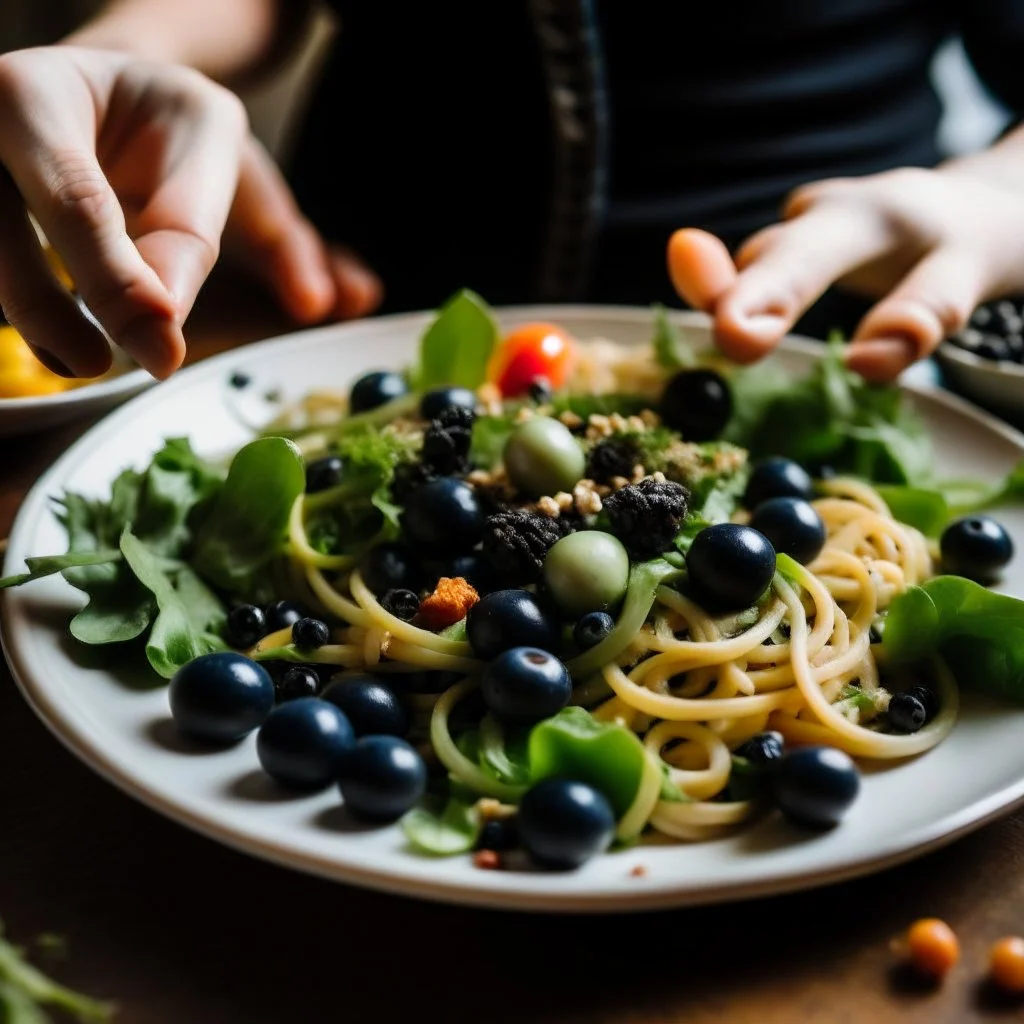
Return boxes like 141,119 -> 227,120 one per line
5,304 -> 1024,913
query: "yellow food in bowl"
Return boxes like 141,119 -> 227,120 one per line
0,325 -> 90,398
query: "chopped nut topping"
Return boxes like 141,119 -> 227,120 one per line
536,495 -> 561,518
513,405 -> 536,424
573,479 -> 603,516
476,798 -> 518,821
610,475 -> 631,490
554,491 -> 574,511
639,409 -> 661,428
631,463 -> 646,483
558,410 -> 584,430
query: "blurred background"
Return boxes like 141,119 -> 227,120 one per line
0,2 -> 1013,166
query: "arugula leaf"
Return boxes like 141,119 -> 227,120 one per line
120,529 -> 225,678
413,289 -> 497,390
883,575 -> 1024,703
658,763 -> 689,803
874,485 -> 950,536
0,551 -> 121,589
529,707 -> 648,818
0,922 -> 112,1023
401,793 -> 482,856
470,414 -> 515,469
549,392 -> 651,419
192,437 -> 305,595
478,714 -> 532,785
651,304 -> 696,369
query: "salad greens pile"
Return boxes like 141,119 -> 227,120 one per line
0,922 -> 112,1023
6,288 -> 1024,705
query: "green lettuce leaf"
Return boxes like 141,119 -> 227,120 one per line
401,793 -> 481,855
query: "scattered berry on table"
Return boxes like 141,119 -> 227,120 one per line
482,509 -> 571,585
603,477 -> 688,559
473,849 -> 503,870
988,936 -> 1024,994
905,918 -> 960,979
380,588 -> 420,621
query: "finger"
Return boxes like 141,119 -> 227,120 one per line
222,139 -> 335,323
0,115 -> 181,378
666,229 -> 737,312
0,170 -> 111,377
845,247 -> 983,381
325,245 -> 384,320
126,85 -> 248,352
713,205 -> 892,363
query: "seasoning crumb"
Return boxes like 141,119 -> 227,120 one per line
476,798 -> 518,821
474,849 -> 502,870
629,864 -> 648,878
554,491 -> 574,511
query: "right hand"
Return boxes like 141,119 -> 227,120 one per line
0,46 -> 381,380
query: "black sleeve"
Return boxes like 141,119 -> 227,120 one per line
959,2 -> 1024,114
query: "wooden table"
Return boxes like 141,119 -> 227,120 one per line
2,277 -> 1024,1024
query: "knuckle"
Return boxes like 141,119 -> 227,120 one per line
921,293 -> 971,334
46,154 -> 118,231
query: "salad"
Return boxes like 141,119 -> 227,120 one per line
5,290 -> 1024,871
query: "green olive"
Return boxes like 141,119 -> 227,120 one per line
503,417 -> 586,497
543,531 -> 630,617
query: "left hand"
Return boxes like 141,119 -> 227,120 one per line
666,165 -> 1024,381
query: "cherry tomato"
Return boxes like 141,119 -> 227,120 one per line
488,322 -> 576,397
906,918 -> 959,979
989,936 -> 1024,993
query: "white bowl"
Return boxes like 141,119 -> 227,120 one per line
935,341 -> 1024,426
0,350 -> 152,438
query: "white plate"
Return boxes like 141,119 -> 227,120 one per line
0,348 -> 151,438
3,306 -> 1024,913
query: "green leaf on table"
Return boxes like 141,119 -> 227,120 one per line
0,921 -> 113,1024
121,529 -> 225,678
529,706 -> 648,819
191,436 -> 305,595
883,575 -> 1024,703
412,289 -> 497,390
651,303 -> 696,370
401,793 -> 481,855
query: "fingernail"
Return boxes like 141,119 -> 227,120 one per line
27,343 -> 74,378
844,337 -> 918,382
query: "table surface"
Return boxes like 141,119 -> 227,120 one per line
2,278 -> 1024,1024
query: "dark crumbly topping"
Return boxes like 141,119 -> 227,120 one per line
391,461 -> 437,503
586,436 -> 641,484
421,406 -> 475,476
603,478 -> 689,559
482,509 -> 573,584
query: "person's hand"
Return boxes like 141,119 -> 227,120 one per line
666,166 -> 1024,381
0,46 -> 381,380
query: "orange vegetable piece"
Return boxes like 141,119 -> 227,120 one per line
906,918 -> 960,979
487,322 -> 576,397
989,936 -> 1024,993
416,576 -> 480,631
